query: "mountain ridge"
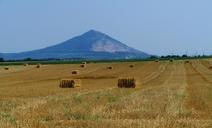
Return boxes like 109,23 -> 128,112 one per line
0,30 -> 150,60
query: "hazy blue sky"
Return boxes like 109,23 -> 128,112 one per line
0,0 -> 212,55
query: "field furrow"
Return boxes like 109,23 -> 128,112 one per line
185,62 -> 212,119
1,61 -> 212,128
191,60 -> 212,83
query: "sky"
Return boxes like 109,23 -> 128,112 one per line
0,0 -> 212,56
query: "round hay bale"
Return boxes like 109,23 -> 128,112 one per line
80,64 -> 86,68
4,67 -> 9,70
36,64 -> 41,68
72,70 -> 79,75
107,66 -> 113,70
59,79 -> 81,88
129,65 -> 134,68
118,78 -> 136,88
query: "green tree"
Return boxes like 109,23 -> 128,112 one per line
0,58 -> 4,62
24,58 -> 32,61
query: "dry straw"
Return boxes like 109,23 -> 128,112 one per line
24,63 -> 29,66
82,62 -> 87,65
59,79 -> 81,88
118,78 -> 136,88
184,60 -> 190,64
155,59 -> 159,62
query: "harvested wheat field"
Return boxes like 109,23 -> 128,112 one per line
0,60 -> 212,128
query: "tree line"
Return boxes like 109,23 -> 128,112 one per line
0,58 -> 4,62
0,55 -> 212,63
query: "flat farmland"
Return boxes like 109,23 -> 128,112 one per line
0,60 -> 212,128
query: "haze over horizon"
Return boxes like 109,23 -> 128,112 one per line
0,0 -> 212,56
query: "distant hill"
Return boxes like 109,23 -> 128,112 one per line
0,30 -> 150,60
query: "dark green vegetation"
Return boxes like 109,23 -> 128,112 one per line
0,55 -> 212,66
0,58 -> 4,62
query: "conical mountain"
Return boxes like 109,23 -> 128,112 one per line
1,30 -> 150,60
